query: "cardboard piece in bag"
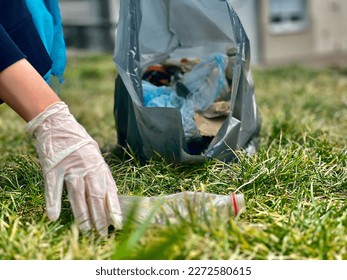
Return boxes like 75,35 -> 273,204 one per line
194,101 -> 230,137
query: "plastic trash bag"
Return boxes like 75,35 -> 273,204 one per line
114,0 -> 261,163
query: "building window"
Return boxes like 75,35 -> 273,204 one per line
269,0 -> 309,34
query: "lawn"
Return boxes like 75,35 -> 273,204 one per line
0,54 -> 346,260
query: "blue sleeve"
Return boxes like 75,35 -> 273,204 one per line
25,0 -> 66,83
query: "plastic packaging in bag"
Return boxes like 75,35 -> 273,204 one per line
142,81 -> 178,108
183,53 -> 229,112
118,192 -> 245,224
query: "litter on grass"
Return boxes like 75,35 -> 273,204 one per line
118,191 -> 245,225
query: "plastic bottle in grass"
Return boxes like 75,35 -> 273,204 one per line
118,192 -> 245,224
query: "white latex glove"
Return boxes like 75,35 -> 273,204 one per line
25,102 -> 123,235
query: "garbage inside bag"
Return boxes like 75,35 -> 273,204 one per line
194,113 -> 225,137
181,53 -> 229,111
142,64 -> 171,87
142,81 -> 178,108
194,101 -> 230,138
114,0 -> 261,163
142,53 -> 230,144
118,191 -> 245,225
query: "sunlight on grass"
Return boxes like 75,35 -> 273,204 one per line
0,54 -> 346,259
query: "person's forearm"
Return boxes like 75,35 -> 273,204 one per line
0,59 -> 60,122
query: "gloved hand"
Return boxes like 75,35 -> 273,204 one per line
25,101 -> 123,235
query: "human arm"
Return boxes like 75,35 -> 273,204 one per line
0,59 -> 60,121
0,59 -> 123,235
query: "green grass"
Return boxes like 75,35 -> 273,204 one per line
0,55 -> 346,260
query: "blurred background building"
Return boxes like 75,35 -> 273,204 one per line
59,0 -> 347,67
59,0 -> 119,52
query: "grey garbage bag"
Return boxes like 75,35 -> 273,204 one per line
113,0 -> 261,163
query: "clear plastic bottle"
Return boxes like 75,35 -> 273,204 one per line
118,192 -> 245,224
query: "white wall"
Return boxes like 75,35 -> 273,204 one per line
312,0 -> 347,54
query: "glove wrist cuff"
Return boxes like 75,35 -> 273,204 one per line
24,101 -> 68,136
